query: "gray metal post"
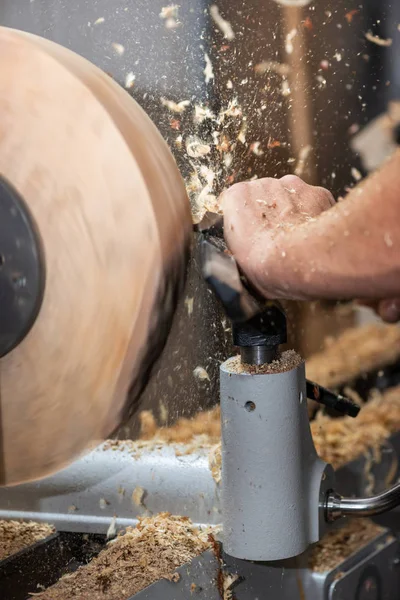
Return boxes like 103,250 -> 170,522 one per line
220,357 -> 334,561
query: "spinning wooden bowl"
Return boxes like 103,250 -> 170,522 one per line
0,27 -> 191,485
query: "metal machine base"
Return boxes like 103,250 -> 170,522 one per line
0,437 -> 399,598
0,526 -> 398,600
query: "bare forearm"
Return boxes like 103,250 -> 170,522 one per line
255,151 -> 400,300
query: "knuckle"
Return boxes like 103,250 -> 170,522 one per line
280,174 -> 304,187
315,186 -> 335,206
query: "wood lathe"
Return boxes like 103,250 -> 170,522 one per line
1,24 -> 400,600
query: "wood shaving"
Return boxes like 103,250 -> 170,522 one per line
196,190 -> 218,214
111,43 -> 125,56
199,165 -> 216,187
159,5 -> 180,29
309,519 -> 384,572
294,144 -> 312,176
186,137 -> 211,158
311,386 -> 400,468
103,437 -> 167,460
106,517 -> 117,540
159,5 -> 179,19
138,410 -> 159,440
33,514 -> 210,600
237,122 -> 247,144
159,400 -> 169,424
365,32 -> 392,47
188,163 -> 218,215
193,366 -> 211,381
209,443 -> 222,484
250,141 -> 264,156
254,61 -> 290,77
165,17 -> 181,29
161,98 -> 190,113
281,79 -> 291,97
184,296 -> 194,316
285,28 -> 297,55
124,72 -> 135,89
204,53 -> 214,84
345,9 -> 359,23
224,153 -> 233,168
222,573 -> 240,600
0,520 -> 55,561
306,323 -> 400,389
351,167 -> 362,182
209,444 -> 222,483
139,406 -> 221,444
210,5 -> 235,41
194,105 -> 215,123
132,486 -> 146,508
219,98 -> 242,120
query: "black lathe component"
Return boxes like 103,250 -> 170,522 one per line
0,176 -> 45,357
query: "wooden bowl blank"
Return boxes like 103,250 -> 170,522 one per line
0,27 -> 191,485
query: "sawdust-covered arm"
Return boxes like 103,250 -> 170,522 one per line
222,149 -> 400,305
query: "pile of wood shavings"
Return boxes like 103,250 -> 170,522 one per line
309,519 -> 384,573
311,386 -> 400,469
103,438 -> 166,459
306,323 -> 400,389
103,428 -> 217,460
225,350 -> 303,375
0,520 -> 55,560
139,405 -> 221,444
33,514 -> 210,600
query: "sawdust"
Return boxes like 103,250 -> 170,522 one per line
309,519 -> 384,572
209,443 -> 222,484
306,323 -> 400,389
365,31 -> 392,47
0,520 -> 55,561
139,406 -> 221,444
132,486 -> 146,508
311,386 -> 400,469
225,350 -> 303,375
33,514 -> 210,600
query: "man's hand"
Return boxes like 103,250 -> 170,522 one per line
221,174 -> 335,299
